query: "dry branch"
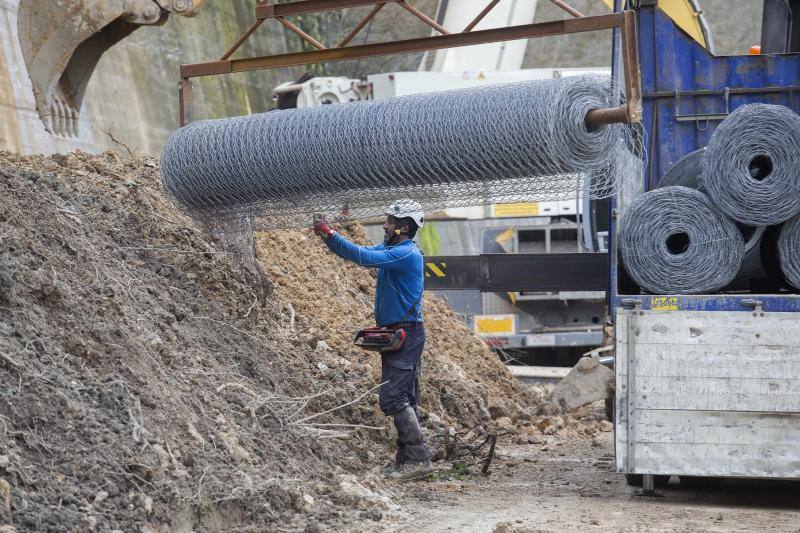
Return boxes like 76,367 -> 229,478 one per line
292,381 -> 387,425
0,351 -> 21,369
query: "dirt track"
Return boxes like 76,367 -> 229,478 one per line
387,432 -> 800,532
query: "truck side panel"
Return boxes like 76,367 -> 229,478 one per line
616,310 -> 800,479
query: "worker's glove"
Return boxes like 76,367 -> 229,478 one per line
313,214 -> 335,240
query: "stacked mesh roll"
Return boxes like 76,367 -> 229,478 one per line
700,103 -> 800,226
622,104 -> 800,294
702,104 -> 800,289
620,186 -> 744,294
160,75 -> 643,228
779,215 -> 800,289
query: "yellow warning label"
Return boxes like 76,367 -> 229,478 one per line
492,202 -> 539,218
651,296 -> 679,311
424,262 -> 447,278
474,314 -> 516,335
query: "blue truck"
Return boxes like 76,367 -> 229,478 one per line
610,1 -> 800,490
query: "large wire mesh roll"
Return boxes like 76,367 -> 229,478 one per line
160,75 -> 643,228
778,215 -> 800,289
700,103 -> 800,226
620,186 -> 744,294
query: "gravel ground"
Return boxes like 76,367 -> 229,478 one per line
388,432 -> 800,532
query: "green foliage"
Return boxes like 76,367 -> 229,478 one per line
427,461 -> 477,481
417,221 -> 441,256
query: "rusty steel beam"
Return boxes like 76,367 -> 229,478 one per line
276,17 -> 327,50
396,1 -> 450,35
549,0 -> 585,18
463,0 -> 503,32
336,3 -> 386,47
179,10 -> 642,129
256,0 -> 394,19
181,13 -> 624,78
620,10 -> 642,122
220,19 -> 266,60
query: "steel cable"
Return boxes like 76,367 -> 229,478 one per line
619,186 -> 744,294
700,103 -> 800,226
160,75 -> 644,228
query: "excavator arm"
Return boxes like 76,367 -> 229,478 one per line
17,0 -> 206,137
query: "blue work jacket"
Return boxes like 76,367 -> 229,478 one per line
325,233 -> 424,326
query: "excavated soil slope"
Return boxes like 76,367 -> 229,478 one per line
0,151 -> 545,532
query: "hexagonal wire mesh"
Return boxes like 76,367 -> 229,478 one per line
160,75 -> 645,230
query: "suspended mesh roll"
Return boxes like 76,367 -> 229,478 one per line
160,75 -> 643,228
779,215 -> 800,288
700,103 -> 800,226
620,186 -> 744,294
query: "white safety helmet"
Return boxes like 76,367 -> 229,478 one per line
386,198 -> 424,228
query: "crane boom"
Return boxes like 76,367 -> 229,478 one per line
426,0 -> 538,72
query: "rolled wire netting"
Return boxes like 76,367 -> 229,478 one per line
778,215 -> 800,289
652,149 -> 770,290
619,186 -> 744,294
160,75 -> 644,228
700,103 -> 800,226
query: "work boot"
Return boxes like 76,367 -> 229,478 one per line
385,405 -> 430,480
381,459 -> 403,476
386,459 -> 433,482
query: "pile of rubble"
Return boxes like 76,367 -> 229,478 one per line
0,151 -> 573,532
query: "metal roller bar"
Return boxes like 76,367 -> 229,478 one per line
585,105 -> 629,127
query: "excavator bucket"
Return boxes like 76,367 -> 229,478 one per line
17,0 -> 205,137
18,1 -> 145,137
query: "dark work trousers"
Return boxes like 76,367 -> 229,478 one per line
378,322 -> 425,416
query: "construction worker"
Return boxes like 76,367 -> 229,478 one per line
313,199 -> 433,481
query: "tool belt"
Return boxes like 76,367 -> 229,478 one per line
353,292 -> 421,353
353,326 -> 408,352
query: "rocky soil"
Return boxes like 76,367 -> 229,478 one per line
0,151 -> 599,532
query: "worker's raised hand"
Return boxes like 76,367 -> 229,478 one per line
313,213 -> 335,240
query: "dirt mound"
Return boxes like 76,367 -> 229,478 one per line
255,227 -> 544,429
0,151 -> 545,532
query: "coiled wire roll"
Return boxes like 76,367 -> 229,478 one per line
778,215 -> 800,289
700,103 -> 800,226
160,75 -> 643,228
653,149 -> 771,290
619,186 -> 744,294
